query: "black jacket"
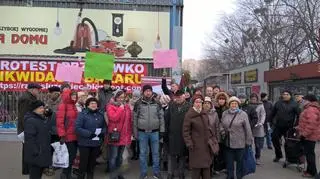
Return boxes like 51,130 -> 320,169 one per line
167,101 -> 190,155
240,102 -> 258,129
162,78 -> 174,99
24,112 -> 52,167
271,99 -> 300,128
262,100 -> 273,123
18,92 -> 37,134
97,87 -> 115,111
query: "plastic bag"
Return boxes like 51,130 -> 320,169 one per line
51,142 -> 69,168
121,147 -> 129,170
242,146 -> 256,176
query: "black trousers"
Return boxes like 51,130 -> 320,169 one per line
168,155 -> 186,176
22,144 -> 29,175
302,140 -> 317,176
29,165 -> 44,179
272,127 -> 289,158
79,146 -> 100,176
61,141 -> 78,178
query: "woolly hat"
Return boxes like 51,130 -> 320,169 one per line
192,94 -> 204,104
48,86 -> 60,93
160,95 -> 171,106
228,96 -> 241,105
238,94 -> 247,99
281,89 -> 292,96
103,80 -> 112,85
260,92 -> 267,99
250,93 -> 259,100
142,85 -> 153,93
29,100 -> 45,112
85,97 -> 99,107
132,90 -> 141,98
204,96 -> 212,103
60,82 -> 71,91
174,90 -> 185,96
27,83 -> 42,89
113,89 -> 125,99
303,94 -> 317,102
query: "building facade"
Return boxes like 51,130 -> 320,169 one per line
229,61 -> 269,97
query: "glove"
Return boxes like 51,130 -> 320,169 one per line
159,132 -> 165,140
89,133 -> 96,139
59,137 -> 66,145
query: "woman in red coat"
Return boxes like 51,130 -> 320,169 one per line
106,90 -> 132,179
297,94 -> 320,178
56,89 -> 78,179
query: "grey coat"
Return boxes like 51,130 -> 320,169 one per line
221,109 -> 253,149
133,97 -> 165,137
252,104 -> 266,137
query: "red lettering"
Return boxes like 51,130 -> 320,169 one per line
40,35 -> 47,45
29,35 -> 39,44
20,34 -> 28,44
11,34 -> 19,44
0,34 -> 4,44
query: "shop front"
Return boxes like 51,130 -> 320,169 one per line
264,62 -> 320,101
229,61 -> 269,97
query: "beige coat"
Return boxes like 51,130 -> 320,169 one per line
221,109 -> 253,149
252,104 -> 266,137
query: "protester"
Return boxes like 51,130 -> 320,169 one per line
97,80 -> 115,112
238,94 -> 258,129
56,89 -> 78,179
183,95 -> 218,179
76,91 -> 88,112
159,94 -> 171,171
295,92 -> 306,111
271,90 -> 300,162
76,97 -> 106,179
106,90 -> 132,179
203,96 -> 220,177
212,85 -> 220,97
129,90 -> 142,160
221,96 -> 253,179
249,93 -> 266,165
193,87 -> 202,96
24,100 -> 52,179
18,82 -> 42,175
297,94 -> 320,178
162,73 -> 179,98
205,86 -> 214,100
166,90 -> 190,179
133,85 -> 165,179
213,92 -> 229,173
260,92 -> 273,149
184,89 -> 192,103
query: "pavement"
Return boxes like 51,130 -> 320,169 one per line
1,134 -> 320,179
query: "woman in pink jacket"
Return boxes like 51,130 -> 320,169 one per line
298,94 -> 320,178
106,90 -> 132,179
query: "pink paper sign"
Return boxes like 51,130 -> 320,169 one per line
153,49 -> 178,69
55,63 -> 83,83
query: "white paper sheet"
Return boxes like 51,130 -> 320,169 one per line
17,132 -> 24,143
92,128 -> 102,141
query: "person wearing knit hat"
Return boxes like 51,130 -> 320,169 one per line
60,82 -> 71,92
24,99 -> 52,179
228,96 -> 241,106
271,89 -> 300,163
203,96 -> 213,111
133,84 -> 165,179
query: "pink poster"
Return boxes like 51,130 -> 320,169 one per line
55,63 -> 83,83
153,49 -> 178,69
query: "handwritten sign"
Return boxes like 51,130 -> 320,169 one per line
153,49 -> 178,69
55,63 -> 83,83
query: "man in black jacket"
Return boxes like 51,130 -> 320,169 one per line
261,92 -> 273,149
271,90 -> 300,162
238,94 -> 258,129
166,90 -> 190,179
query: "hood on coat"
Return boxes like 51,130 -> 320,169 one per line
188,108 -> 208,118
304,101 -> 320,110
24,111 -> 45,121
215,92 -> 229,107
61,89 -> 77,104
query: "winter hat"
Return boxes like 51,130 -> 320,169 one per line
303,94 -> 318,102
250,93 -> 259,100
282,89 -> 292,96
204,96 -> 212,103
142,85 -> 153,93
60,82 -> 71,91
27,83 -> 42,89
29,100 -> 45,112
226,89 -> 235,97
85,97 -> 99,107
174,90 -> 185,96
238,94 -> 247,99
228,96 -> 241,105
260,92 -> 267,99
103,80 -> 112,85
132,90 -> 141,98
192,95 -> 204,104
113,89 -> 125,99
160,95 -> 171,106
48,86 -> 60,93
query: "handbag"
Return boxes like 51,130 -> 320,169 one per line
242,146 -> 256,176
201,115 -> 219,154
223,112 -> 238,147
109,109 -> 125,143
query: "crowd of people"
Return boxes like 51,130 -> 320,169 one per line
17,77 -> 320,179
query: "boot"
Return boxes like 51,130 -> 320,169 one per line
87,172 -> 93,179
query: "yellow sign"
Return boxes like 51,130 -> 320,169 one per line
244,69 -> 258,83
0,6 -> 170,58
231,72 -> 241,84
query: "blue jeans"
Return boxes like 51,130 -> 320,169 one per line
226,148 -> 245,179
265,129 -> 273,148
254,137 -> 264,159
138,131 -> 160,176
108,145 -> 125,179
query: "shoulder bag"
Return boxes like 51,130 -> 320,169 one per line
223,112 -> 238,147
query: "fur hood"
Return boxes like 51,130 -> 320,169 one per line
215,92 -> 229,107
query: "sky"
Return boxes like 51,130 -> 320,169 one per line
182,0 -> 236,60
